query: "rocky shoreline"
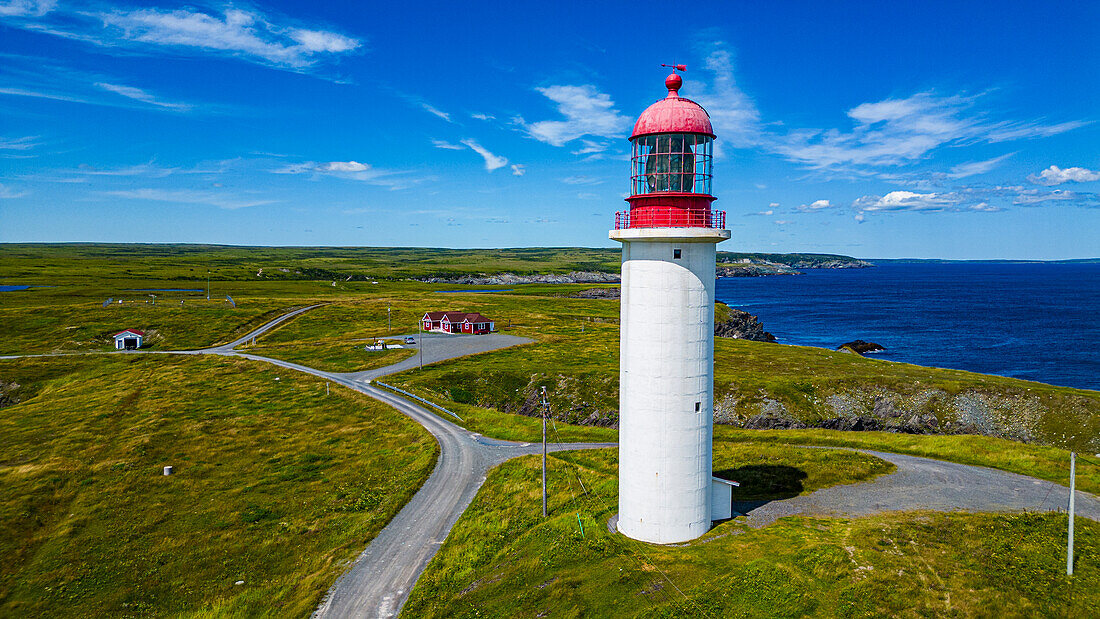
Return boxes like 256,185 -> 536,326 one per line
715,308 -> 777,342
419,257 -> 873,284
418,271 -> 620,285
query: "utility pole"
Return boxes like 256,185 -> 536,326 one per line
418,321 -> 423,370
542,386 -> 548,518
1068,451 -> 1076,576
387,304 -> 391,333
206,270 -> 211,301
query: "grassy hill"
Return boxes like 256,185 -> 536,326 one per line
0,243 -> 868,284
401,450 -> 1098,618
0,355 -> 437,617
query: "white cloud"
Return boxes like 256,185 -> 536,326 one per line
392,92 -> 453,122
419,102 -> 451,122
853,185 -> 1098,218
3,5 -> 360,71
772,91 -> 1084,171
0,0 -> 54,17
571,139 -> 608,155
0,135 -> 39,150
946,153 -> 1014,178
744,209 -> 773,216
1028,165 -> 1100,186
968,202 -> 1003,212
521,85 -> 630,146
471,112 -> 495,121
798,199 -> 833,212
576,192 -> 599,200
274,160 -> 422,189
986,121 -> 1088,142
510,164 -> 525,176
460,138 -> 507,171
431,139 -> 464,150
0,86 -> 91,105
774,220 -> 793,225
689,44 -> 761,151
102,188 -> 273,209
321,161 -> 369,172
562,175 -> 602,185
75,161 -> 176,177
1009,187 -> 1092,206
0,182 -> 28,198
95,82 -> 192,111
853,190 -> 955,213
287,28 -> 358,53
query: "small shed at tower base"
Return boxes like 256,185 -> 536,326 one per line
711,477 -> 739,521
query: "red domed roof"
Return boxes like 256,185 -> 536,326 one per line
630,73 -> 714,139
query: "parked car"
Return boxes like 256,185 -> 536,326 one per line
404,337 -> 416,345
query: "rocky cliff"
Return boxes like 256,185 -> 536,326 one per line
714,308 -> 777,342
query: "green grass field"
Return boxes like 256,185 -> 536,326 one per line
243,342 -> 416,373
0,244 -> 866,284
402,449 -> 1097,618
379,294 -> 1099,454
2,244 -> 1098,616
0,354 -> 437,617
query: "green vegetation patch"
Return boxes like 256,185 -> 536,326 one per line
0,301 -> 302,355
403,448 -> 1097,618
244,342 -> 415,373
0,355 -> 438,617
384,296 -> 1099,453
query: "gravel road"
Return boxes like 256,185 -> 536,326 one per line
733,448 -> 1099,528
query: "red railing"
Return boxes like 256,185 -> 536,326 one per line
614,208 -> 726,230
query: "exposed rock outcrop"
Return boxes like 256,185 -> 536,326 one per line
419,271 -> 620,285
715,309 -> 777,343
789,259 -> 873,269
0,380 -> 21,409
838,340 -> 885,354
717,263 -> 801,277
570,287 -> 620,299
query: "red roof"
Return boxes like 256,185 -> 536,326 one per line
630,73 -> 714,139
113,329 -> 144,337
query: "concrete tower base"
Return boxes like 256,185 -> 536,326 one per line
611,226 -> 730,544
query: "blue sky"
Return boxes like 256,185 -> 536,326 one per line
1,0 -> 1097,259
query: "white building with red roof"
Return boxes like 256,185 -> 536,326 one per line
421,311 -> 494,335
113,329 -> 144,350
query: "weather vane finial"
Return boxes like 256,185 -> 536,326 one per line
661,63 -> 687,72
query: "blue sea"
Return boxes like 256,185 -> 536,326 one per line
714,263 -> 1099,391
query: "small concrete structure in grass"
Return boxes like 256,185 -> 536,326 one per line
113,329 -> 144,350
421,311 -> 494,334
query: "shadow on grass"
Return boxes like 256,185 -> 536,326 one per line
716,464 -> 807,504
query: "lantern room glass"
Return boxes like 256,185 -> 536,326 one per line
630,133 -> 712,196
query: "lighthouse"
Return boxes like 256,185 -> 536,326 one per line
612,68 -> 731,544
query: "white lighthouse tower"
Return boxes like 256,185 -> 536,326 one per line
612,68 -> 731,544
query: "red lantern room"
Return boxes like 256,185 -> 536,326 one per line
615,69 -> 725,229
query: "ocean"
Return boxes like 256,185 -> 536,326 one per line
714,262 -> 1100,391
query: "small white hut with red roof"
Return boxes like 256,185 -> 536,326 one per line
113,329 -> 144,350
